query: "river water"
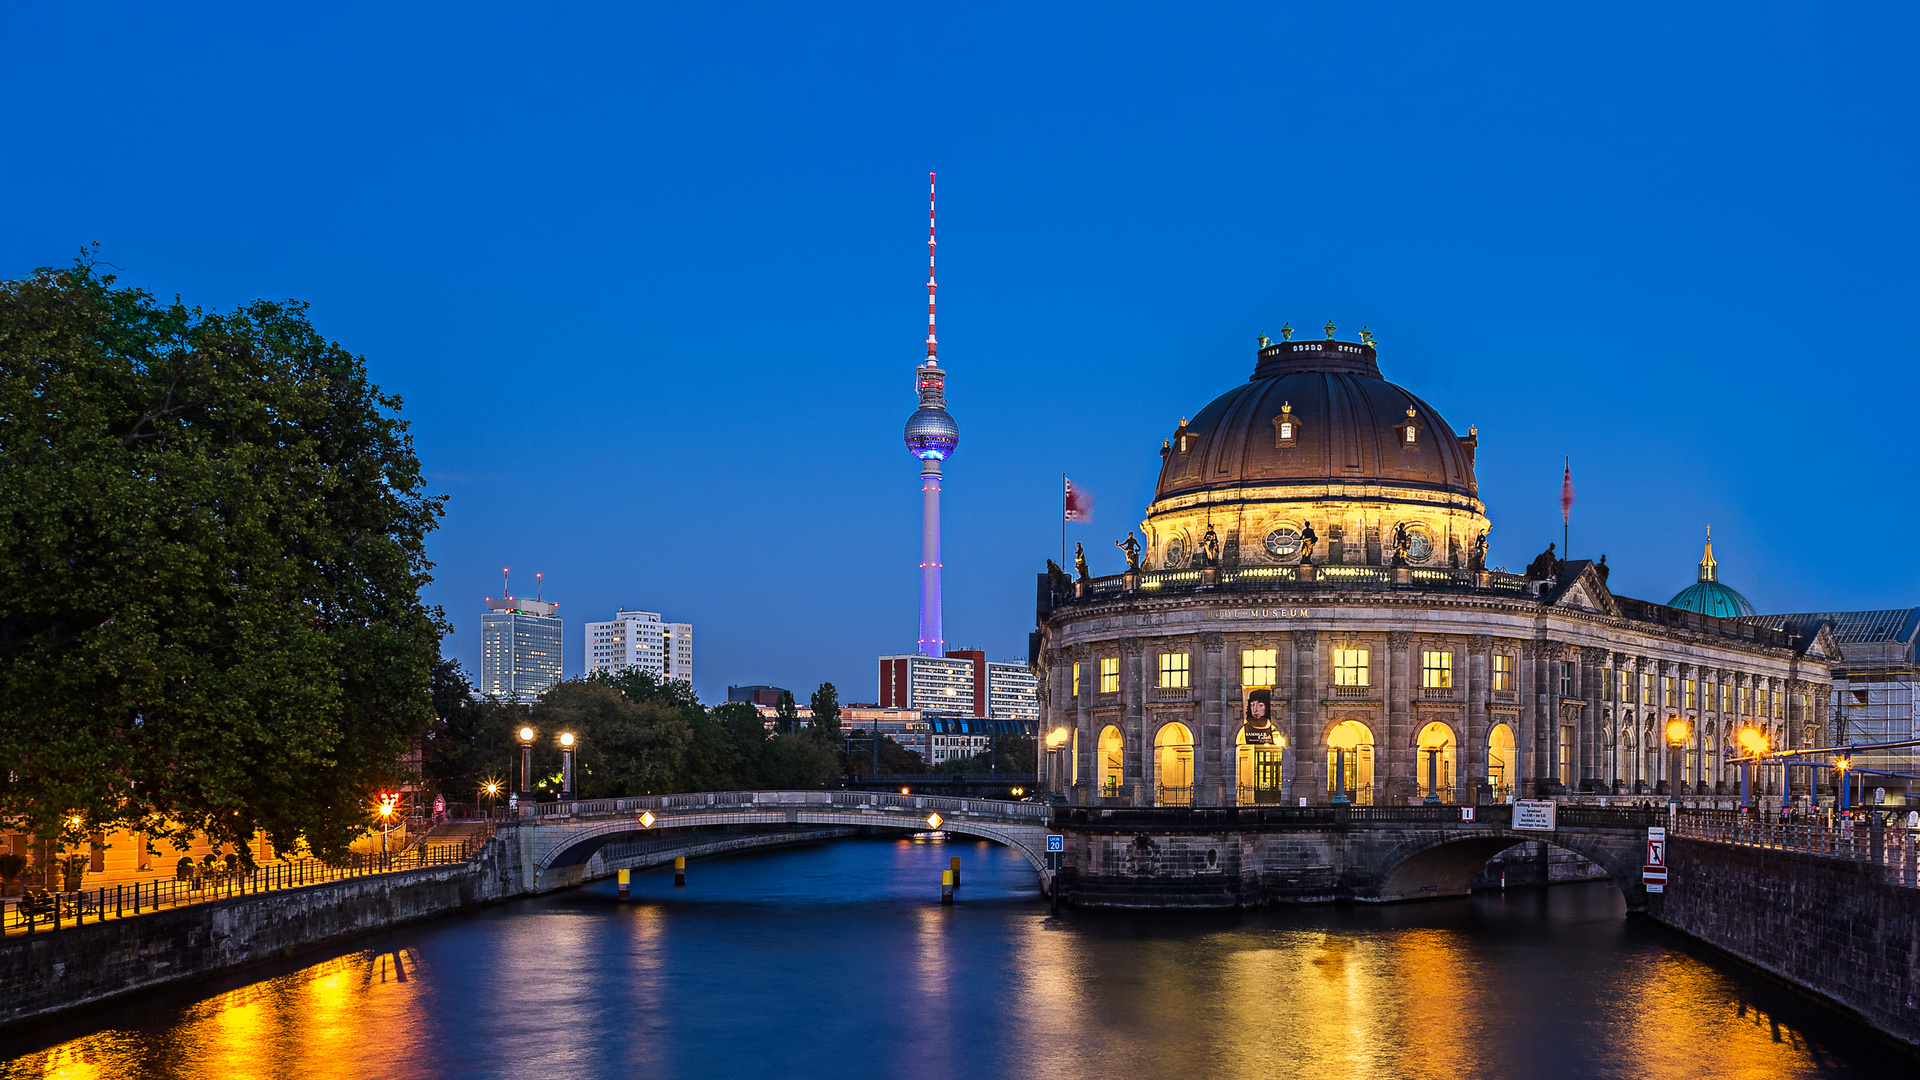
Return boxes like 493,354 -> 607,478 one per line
1,836 -> 1911,1080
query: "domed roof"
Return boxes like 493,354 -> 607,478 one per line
1153,335 -> 1479,504
1668,531 -> 1756,618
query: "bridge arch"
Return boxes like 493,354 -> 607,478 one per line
1366,828 -> 1646,905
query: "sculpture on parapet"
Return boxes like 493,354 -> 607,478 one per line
1596,554 -> 1610,584
1046,559 -> 1072,603
1199,523 -> 1220,568
1074,542 -> 1090,582
1298,521 -> 1318,565
1525,543 -> 1562,581
1117,532 -> 1142,573
1390,522 -> 1411,567
1469,530 -> 1489,573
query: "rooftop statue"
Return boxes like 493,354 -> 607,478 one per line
1117,532 -> 1142,573
1074,542 -> 1090,582
1299,521 -> 1318,565
1469,530 -> 1489,572
1199,523 -> 1220,568
1525,543 -> 1561,581
1390,522 -> 1411,566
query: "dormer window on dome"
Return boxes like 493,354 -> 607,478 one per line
1397,407 -> 1421,447
1273,402 -> 1298,447
1174,417 -> 1194,455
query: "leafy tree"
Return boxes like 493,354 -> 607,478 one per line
775,689 -> 799,735
421,655 -> 520,799
809,682 -> 842,744
0,252 -> 444,862
683,702 -> 772,790
844,732 -> 927,775
533,680 -> 692,798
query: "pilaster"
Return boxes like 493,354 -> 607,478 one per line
1386,631 -> 1414,804
1291,629 -> 1320,804
1198,632 -> 1226,807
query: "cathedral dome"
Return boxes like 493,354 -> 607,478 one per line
1668,533 -> 1756,618
1153,334 -> 1479,503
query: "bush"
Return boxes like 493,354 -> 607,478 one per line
0,853 -> 25,881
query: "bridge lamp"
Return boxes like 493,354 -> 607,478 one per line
1664,719 -> 1691,808
1836,756 -> 1854,815
558,732 -> 576,801
1735,728 -> 1768,811
900,787 -> 911,796
518,726 -> 536,798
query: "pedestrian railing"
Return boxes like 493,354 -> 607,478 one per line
1,834 -> 492,937
1671,810 -> 1920,889
526,789 -> 1054,826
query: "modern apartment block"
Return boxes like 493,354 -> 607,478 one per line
877,650 -> 1039,725
480,596 -> 562,702
585,609 -> 693,685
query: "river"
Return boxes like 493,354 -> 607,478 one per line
1,836 -> 1911,1079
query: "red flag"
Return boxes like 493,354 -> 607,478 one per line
1064,477 -> 1095,523
1560,459 -> 1575,524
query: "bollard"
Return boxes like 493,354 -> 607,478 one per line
674,857 -> 686,887
617,868 -> 631,900
949,855 -> 961,888
941,869 -> 954,905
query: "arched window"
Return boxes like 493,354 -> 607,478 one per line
1487,723 -> 1516,801
1098,725 -> 1124,799
1155,723 -> 1194,806
1327,720 -> 1376,805
1417,722 -> 1457,803
1236,724 -> 1286,805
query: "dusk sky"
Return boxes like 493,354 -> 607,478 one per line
5,4 -> 1916,705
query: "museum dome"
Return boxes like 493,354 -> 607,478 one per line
1668,532 -> 1756,618
1152,331 -> 1479,504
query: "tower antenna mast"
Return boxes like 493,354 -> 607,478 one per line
902,172 -> 959,656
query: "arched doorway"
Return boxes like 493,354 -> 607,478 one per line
1098,725 -> 1124,799
1416,721 -> 1457,803
1236,726 -> 1287,805
1154,722 -> 1194,806
1487,722 -> 1516,801
1618,715 -> 1636,792
1326,720 -> 1375,805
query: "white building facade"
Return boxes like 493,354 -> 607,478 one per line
586,609 -> 694,685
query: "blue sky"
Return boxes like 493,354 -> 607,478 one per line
5,3 -> 1917,705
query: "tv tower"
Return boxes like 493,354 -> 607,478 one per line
903,172 -> 958,656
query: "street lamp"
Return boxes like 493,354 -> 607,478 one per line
559,732 -> 576,801
375,792 -> 399,858
1665,718 -> 1690,809
1735,727 -> 1768,812
1836,755 -> 1853,817
518,726 -> 536,797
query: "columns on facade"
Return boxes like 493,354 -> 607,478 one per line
1386,631 -> 1414,804
1290,629 -> 1320,804
1517,641 -> 1538,798
1072,644 -> 1094,804
1467,635 -> 1491,804
1581,649 -> 1605,792
1199,631 -> 1226,807
1121,637 -> 1145,805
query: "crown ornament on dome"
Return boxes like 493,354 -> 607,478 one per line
1280,323 -> 1293,341
1323,320 -> 1337,339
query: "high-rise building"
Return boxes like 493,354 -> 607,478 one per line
903,172 -> 958,656
480,596 -> 562,702
877,651 -> 1038,724
585,609 -> 693,685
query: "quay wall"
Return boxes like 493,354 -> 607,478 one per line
0,824 -> 856,1028
1649,837 -> 1920,1049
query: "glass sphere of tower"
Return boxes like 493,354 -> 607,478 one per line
904,407 -> 959,461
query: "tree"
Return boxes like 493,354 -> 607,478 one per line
809,682 -> 842,744
0,252 -> 445,861
532,681 -> 691,798
775,690 -> 799,735
421,655 -> 518,799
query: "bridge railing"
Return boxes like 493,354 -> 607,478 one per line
526,790 -> 1052,826
1672,809 -> 1920,888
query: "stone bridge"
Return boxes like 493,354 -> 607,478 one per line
1052,803 -> 1663,909
511,790 -> 1054,892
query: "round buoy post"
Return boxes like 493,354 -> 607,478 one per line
674,856 -> 686,887
949,855 -> 961,888
940,869 -> 954,905
617,868 -> 631,900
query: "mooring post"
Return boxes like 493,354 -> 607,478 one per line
618,868 -> 631,900
949,855 -> 961,888
941,869 -> 954,905
674,856 -> 686,888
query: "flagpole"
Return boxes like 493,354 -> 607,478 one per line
1062,472 -> 1068,569
1564,456 -> 1570,559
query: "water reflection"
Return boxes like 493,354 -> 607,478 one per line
1,839 -> 1909,1080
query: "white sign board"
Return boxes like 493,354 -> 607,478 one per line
1513,800 -> 1557,832
1646,827 -> 1666,869
1459,806 -> 1476,823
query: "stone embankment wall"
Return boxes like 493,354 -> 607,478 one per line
0,823 -> 856,1029
1650,838 -> 1920,1048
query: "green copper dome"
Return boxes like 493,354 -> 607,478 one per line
1667,530 -> 1756,618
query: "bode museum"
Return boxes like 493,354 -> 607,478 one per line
1034,327 -> 1837,807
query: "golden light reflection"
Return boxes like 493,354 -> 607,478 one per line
1737,728 -> 1770,757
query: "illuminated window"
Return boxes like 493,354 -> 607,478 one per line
1618,670 -> 1630,702
1158,652 -> 1191,689
1242,648 -> 1277,687
1721,684 -> 1732,714
1663,676 -> 1676,706
1770,690 -> 1780,718
1684,679 -> 1697,709
1559,725 -> 1573,786
1279,421 -> 1293,439
1642,673 -> 1654,704
1740,686 -> 1752,714
1420,651 -> 1452,689
1333,648 -> 1370,687
1072,662 -> 1081,698
1100,657 -> 1120,694
1493,654 -> 1513,691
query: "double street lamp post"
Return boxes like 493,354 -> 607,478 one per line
518,726 -> 535,799
559,732 -> 576,801
1665,718 -> 1690,810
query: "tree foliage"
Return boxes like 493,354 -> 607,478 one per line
808,682 -> 841,744
0,252 -> 444,860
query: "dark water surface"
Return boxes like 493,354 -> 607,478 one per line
2,836 -> 1912,1080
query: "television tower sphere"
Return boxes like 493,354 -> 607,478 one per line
905,403 -> 959,461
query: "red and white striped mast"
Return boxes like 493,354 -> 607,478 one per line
903,172 -> 959,656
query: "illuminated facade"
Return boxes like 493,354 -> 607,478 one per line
1035,330 -> 1838,807
481,596 -> 562,703
585,609 -> 693,685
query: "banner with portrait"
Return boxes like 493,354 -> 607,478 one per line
1242,686 -> 1277,745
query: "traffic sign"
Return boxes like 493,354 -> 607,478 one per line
1459,807 -> 1476,822
1046,834 -> 1064,852
1643,865 -> 1667,893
